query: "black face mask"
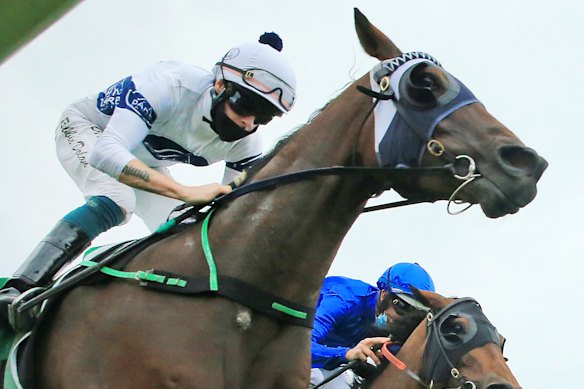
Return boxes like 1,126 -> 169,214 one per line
209,100 -> 257,142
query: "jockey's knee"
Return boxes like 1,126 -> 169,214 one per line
62,196 -> 125,240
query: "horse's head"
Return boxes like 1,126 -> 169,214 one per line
403,289 -> 520,389
354,8 -> 547,218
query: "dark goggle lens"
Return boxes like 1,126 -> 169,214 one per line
227,90 -> 280,125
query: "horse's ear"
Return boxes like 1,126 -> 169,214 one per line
411,286 -> 432,309
354,8 -> 402,61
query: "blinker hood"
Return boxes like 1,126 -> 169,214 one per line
370,53 -> 481,168
421,298 -> 501,383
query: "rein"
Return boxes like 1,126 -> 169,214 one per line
381,341 -> 473,389
184,51 -> 483,217
215,165 -> 456,211
18,53 -> 483,327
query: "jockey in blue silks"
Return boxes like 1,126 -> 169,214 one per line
310,262 -> 435,388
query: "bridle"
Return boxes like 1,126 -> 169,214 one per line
356,51 -> 483,215
165,52 -> 485,218
381,298 -> 502,389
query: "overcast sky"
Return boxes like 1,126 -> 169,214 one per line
0,1 -> 582,387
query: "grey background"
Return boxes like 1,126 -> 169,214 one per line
0,1 -> 581,386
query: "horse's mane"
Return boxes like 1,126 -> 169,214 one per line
243,103 -> 330,182
244,79 -> 355,182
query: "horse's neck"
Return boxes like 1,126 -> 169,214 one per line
261,77 -> 376,174
372,322 -> 427,389
213,75 -> 381,303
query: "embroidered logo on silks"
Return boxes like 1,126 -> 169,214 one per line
97,77 -> 131,114
97,76 -> 157,128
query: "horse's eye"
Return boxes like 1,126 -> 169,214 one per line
443,333 -> 461,343
399,62 -> 442,108
420,76 -> 434,88
440,316 -> 467,344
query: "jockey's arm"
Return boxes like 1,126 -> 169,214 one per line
90,108 -> 231,205
119,159 -> 231,204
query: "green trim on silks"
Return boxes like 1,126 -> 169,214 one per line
201,210 -> 219,291
79,261 -> 187,288
271,302 -> 308,319
155,219 -> 176,234
0,277 -> 9,289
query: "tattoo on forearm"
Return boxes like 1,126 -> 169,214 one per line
122,165 -> 152,182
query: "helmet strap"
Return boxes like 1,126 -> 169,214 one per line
210,82 -> 235,112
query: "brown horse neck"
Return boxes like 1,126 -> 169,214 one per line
257,74 -> 378,177
207,74 -> 384,302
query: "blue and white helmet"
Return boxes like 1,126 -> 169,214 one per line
377,262 -> 435,311
213,33 -> 296,114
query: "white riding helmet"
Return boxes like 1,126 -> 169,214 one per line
213,36 -> 296,113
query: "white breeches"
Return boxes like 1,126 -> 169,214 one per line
310,368 -> 354,389
54,107 -> 182,232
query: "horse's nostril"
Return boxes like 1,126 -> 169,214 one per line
498,145 -> 543,177
486,384 -> 514,389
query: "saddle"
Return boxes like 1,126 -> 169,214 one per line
0,238 -> 146,389
0,205 -> 316,388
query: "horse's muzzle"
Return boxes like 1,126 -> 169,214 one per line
496,145 -> 548,181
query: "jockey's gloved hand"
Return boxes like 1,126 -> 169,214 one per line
229,171 -> 248,189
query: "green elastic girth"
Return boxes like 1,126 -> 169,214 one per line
80,260 -> 187,287
271,302 -> 308,319
201,210 -> 218,291
200,210 -> 309,321
77,210 -> 311,324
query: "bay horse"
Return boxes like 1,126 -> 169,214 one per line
29,8 -> 545,389
355,290 -> 519,389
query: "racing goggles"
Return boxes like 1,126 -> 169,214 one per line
227,87 -> 282,125
218,62 -> 295,112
